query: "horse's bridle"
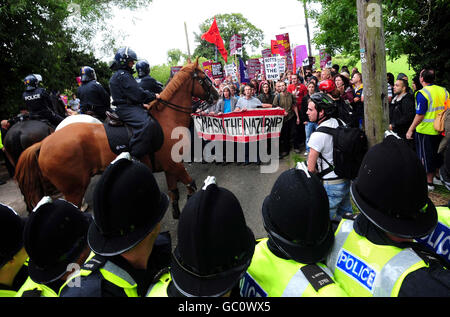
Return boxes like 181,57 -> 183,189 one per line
157,68 -> 215,114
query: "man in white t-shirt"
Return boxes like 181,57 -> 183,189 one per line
306,92 -> 352,221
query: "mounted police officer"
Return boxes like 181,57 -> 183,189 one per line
135,60 -> 163,94
240,163 -> 348,297
77,66 -> 111,121
109,47 -> 163,159
22,74 -> 64,127
326,135 -> 450,296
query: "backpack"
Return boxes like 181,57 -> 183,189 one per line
336,99 -> 355,127
316,119 -> 368,180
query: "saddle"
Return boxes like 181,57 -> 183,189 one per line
105,111 -> 124,127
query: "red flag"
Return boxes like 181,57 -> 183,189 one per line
201,17 -> 228,62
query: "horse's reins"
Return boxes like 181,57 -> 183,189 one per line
156,70 -> 214,114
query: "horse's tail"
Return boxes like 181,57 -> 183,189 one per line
15,142 -> 48,212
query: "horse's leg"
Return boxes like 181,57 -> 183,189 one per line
165,171 -> 181,219
171,163 -> 197,200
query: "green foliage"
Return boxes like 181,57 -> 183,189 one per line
167,48 -> 188,66
0,0 -> 152,120
192,13 -> 264,63
307,0 -> 450,88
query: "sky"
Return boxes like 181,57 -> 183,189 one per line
99,0 -> 320,66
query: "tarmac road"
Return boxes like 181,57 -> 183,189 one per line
0,158 -> 292,248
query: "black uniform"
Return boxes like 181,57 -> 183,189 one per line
136,75 -> 163,94
109,67 -> 157,158
22,87 -> 64,127
77,80 -> 111,120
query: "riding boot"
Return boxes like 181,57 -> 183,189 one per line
186,180 -> 197,200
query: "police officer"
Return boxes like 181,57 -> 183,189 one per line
0,204 -> 28,297
16,197 -> 91,297
326,135 -> 450,296
60,152 -> 171,297
109,47 -> 162,159
415,140 -> 450,266
240,163 -> 348,297
147,176 -> 255,297
22,74 -> 64,127
77,66 -> 111,121
135,60 -> 163,94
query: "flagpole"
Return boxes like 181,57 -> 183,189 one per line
184,22 -> 191,60
215,46 -> 218,62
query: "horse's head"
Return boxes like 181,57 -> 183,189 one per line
191,59 -> 219,107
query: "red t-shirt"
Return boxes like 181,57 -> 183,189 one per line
287,83 -> 307,109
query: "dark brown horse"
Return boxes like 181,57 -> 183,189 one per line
15,60 -> 218,216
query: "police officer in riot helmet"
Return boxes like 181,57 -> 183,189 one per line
22,74 -> 64,128
77,66 -> 111,121
109,47 -> 163,159
135,60 -> 163,94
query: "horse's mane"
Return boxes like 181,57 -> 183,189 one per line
150,62 -> 197,109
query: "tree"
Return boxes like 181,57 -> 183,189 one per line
193,13 -> 264,63
0,0 -> 152,119
167,49 -> 188,66
307,0 -> 450,87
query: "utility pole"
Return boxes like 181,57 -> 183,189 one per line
356,0 -> 389,147
303,0 -> 312,56
184,22 -> 191,61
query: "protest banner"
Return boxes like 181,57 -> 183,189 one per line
264,57 -> 280,81
275,33 -> 291,56
211,62 -> 224,79
271,40 -> 279,55
277,56 -> 286,75
230,34 -> 243,56
192,109 -> 285,143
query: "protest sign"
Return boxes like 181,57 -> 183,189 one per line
211,62 -> 223,79
247,58 -> 261,80
262,49 -> 272,58
224,63 -> 238,81
230,34 -> 243,56
264,57 -> 280,81
192,109 -> 285,143
275,33 -> 291,56
319,49 -> 332,69
170,66 -> 183,77
202,60 -> 213,78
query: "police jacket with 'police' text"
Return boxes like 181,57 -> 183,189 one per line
77,80 -> 111,111
109,69 -> 155,107
22,87 -> 53,113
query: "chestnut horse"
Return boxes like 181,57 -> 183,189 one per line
15,60 -> 218,217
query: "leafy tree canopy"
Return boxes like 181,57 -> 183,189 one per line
306,0 -> 450,87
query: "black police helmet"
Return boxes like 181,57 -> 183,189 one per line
0,204 -> 26,268
136,60 -> 150,78
80,66 -> 97,83
88,152 -> 169,256
114,47 -> 138,68
309,92 -> 337,117
351,136 -> 438,239
24,197 -> 90,284
262,162 -> 333,264
171,176 -> 255,297
23,74 -> 42,91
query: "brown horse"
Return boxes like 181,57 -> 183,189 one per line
15,60 -> 219,217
